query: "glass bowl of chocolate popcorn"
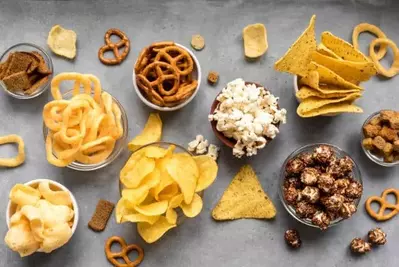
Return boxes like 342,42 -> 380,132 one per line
279,143 -> 363,230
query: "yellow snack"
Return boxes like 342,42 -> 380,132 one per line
121,187 -> 149,206
35,200 -> 74,228
120,156 -> 155,188
296,86 -> 361,100
193,155 -> 218,192
10,184 -> 41,206
352,23 -> 387,60
38,182 -> 72,207
369,38 -> 399,78
121,213 -> 160,225
137,216 -> 176,244
180,193 -> 203,218
134,200 -> 168,216
243,23 -> 268,58
317,43 -> 342,60
0,135 -> 25,167
128,113 -> 162,151
47,25 -> 77,59
274,15 -> 316,77
212,165 -> 276,220
190,34 -> 205,51
165,208 -> 178,224
297,101 -> 363,118
40,223 -> 72,253
4,222 -> 40,257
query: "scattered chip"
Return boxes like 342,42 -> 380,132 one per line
88,199 -> 115,232
243,23 -> 268,58
47,25 -> 77,59
212,165 -> 276,220
190,34 -> 205,51
0,135 -> 25,167
128,113 -> 162,151
207,71 -> 219,84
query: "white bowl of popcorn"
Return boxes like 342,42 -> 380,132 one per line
209,78 -> 287,158
5,179 -> 79,257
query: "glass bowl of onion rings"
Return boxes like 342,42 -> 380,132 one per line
42,74 -> 128,171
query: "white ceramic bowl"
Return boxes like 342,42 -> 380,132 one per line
6,179 -> 79,240
132,43 -> 201,112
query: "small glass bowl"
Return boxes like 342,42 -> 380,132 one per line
278,143 -> 363,229
360,111 -> 399,167
0,43 -> 53,99
43,89 -> 128,171
119,141 -> 204,225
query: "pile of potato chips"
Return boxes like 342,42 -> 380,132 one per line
275,15 -> 378,117
117,113 -> 218,243
5,182 -> 74,257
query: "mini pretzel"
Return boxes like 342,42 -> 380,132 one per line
104,236 -> 144,267
365,188 -> 399,221
141,61 -> 180,96
98,28 -> 130,65
155,46 -> 194,76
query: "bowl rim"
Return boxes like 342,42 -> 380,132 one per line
209,80 -> 281,149
6,178 -> 79,235
132,42 -> 201,112
360,110 -> 399,167
0,42 -> 53,99
278,143 -> 363,229
42,88 -> 128,171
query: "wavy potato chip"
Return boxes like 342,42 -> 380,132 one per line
139,167 -> 161,189
47,25 -> 77,59
134,200 -> 168,216
5,222 -> 40,257
121,187 -> 149,206
157,183 -> 179,201
297,101 -> 363,118
169,194 -> 184,209
142,146 -> 169,159
36,200 -> 74,228
165,208 -> 178,224
120,156 -> 155,188
193,155 -> 218,192
115,198 -> 136,223
10,184 -> 41,206
121,213 -> 160,225
40,222 -> 72,253
180,193 -> 203,218
137,216 -> 176,244
38,182 -> 72,207
128,113 -> 162,151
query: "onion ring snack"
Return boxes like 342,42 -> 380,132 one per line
43,72 -> 124,167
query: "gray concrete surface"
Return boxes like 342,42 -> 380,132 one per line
1,0 -> 398,266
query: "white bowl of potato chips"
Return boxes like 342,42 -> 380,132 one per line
5,179 -> 78,257
117,141 -> 218,244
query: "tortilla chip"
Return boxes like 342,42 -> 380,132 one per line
317,43 -> 342,60
274,15 -> 316,77
296,85 -> 360,100
311,51 -> 377,84
321,31 -> 370,62
211,165 -> 276,220
298,101 -> 363,117
297,92 -> 361,115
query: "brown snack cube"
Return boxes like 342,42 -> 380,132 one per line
388,115 -> 399,130
369,115 -> 381,126
380,110 -> 395,122
2,71 -> 31,91
88,199 -> 115,232
362,138 -> 374,150
284,229 -> 301,249
384,154 -> 394,163
394,140 -> 399,152
383,142 -> 393,156
379,126 -> 397,142
368,227 -> 387,245
350,238 -> 371,254
207,71 -> 219,84
363,124 -> 381,138
372,136 -> 386,151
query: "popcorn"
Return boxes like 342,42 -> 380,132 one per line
209,78 -> 286,158
187,135 -> 209,155
207,144 -> 220,161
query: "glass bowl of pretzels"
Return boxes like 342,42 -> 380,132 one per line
133,41 -> 201,111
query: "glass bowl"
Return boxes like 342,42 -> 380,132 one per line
361,111 -> 399,167
119,141 -> 204,225
43,89 -> 128,171
0,43 -> 53,99
278,143 -> 363,229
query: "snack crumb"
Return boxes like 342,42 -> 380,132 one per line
207,71 -> 219,84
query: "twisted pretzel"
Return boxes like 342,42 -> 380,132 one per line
141,61 -> 180,96
98,28 -> 130,65
104,236 -> 144,267
155,46 -> 194,76
365,188 -> 399,221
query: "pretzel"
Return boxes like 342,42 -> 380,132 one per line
98,28 -> 130,65
163,80 -> 198,103
104,236 -> 144,267
369,38 -> 399,78
136,74 -> 165,107
155,46 -> 194,76
365,188 -> 399,221
141,62 -> 180,96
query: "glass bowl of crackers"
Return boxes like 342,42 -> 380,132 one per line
279,143 -> 363,230
361,110 -> 399,167
0,43 -> 53,99
42,85 -> 128,172
132,42 -> 201,111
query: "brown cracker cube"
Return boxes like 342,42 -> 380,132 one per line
373,136 -> 386,151
389,116 -> 399,130
363,124 -> 381,138
383,142 -> 393,156
2,71 -> 31,91
384,154 -> 394,163
207,71 -> 219,84
393,140 -> 399,152
379,126 -> 397,142
369,116 -> 381,126
362,138 -> 373,150
380,110 -> 396,122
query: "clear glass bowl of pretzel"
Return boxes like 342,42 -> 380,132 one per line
133,41 -> 201,111
42,73 -> 128,171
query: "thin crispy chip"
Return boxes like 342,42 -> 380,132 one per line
296,85 -> 361,100
317,43 -> 342,60
137,216 -> 176,244
297,101 -> 363,117
128,113 -> 162,151
193,155 -> 218,192
180,193 -> 203,218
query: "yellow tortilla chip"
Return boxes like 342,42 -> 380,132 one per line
211,165 -> 276,220
321,31 -> 370,62
47,25 -> 77,59
298,101 -> 363,117
296,86 -> 360,100
274,15 -> 316,77
317,43 -> 342,60
243,23 -> 268,58
311,51 -> 376,84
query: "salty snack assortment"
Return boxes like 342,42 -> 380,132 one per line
134,41 -> 198,108
43,72 -> 125,167
209,78 -> 286,158
281,144 -> 362,230
5,181 -> 75,257
362,110 -> 399,164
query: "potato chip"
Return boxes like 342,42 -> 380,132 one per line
321,31 -> 370,62
121,213 -> 160,225
47,25 -> 77,59
134,200 -> 168,216
352,23 -> 387,60
296,86 -> 360,100
311,51 -> 376,84
151,172 -> 175,201
297,101 -> 363,118
169,194 -> 184,209
165,208 -> 178,224
157,183 -> 179,201
180,193 -> 203,218
128,113 -> 162,151
120,150 -> 145,178
0,134 -> 25,167
137,216 -> 176,244
369,38 -> 399,78
35,200 -> 74,228
193,155 -> 218,192
10,211 -> 28,227
274,15 -> 316,77
115,198 -> 135,223
38,182 -> 72,207
143,146 -> 169,159
4,222 -> 40,257
120,156 -> 155,188
40,222 -> 72,253
121,187 -> 149,206
139,168 -> 161,189
10,184 -> 41,206
317,43 -> 341,60
242,23 -> 268,58
166,153 -> 199,204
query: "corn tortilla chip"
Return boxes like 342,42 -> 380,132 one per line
298,101 -> 363,117
317,43 -> 342,60
296,86 -> 360,100
211,165 -> 276,220
274,15 -> 316,77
